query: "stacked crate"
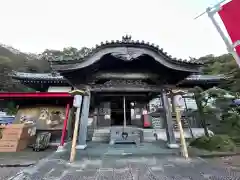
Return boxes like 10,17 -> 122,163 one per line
0,124 -> 36,152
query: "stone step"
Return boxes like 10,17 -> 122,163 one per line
173,118 -> 189,129
91,128 -> 110,142
93,132 -> 110,137
87,125 -> 95,141
92,136 -> 110,142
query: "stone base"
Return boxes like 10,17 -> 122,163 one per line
167,143 -> 179,149
109,126 -> 143,145
76,144 -> 87,150
56,146 -> 66,152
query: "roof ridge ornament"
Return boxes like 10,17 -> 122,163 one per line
122,35 -> 132,43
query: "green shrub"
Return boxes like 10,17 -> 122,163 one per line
189,135 -> 236,152
231,136 -> 240,146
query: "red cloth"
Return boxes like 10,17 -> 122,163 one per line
218,0 -> 240,56
143,114 -> 151,127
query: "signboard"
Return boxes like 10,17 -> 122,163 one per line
14,105 -> 66,130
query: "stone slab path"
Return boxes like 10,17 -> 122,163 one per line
8,154 -> 240,180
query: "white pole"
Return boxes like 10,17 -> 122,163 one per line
194,0 -> 227,20
173,94 -> 189,159
207,6 -> 240,68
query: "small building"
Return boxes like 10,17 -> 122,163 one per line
7,35 -> 226,148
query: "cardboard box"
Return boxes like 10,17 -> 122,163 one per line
0,139 -> 30,152
0,124 -> 36,141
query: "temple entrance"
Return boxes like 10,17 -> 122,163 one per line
110,96 -> 131,126
94,93 -> 149,128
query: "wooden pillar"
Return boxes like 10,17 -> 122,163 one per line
161,89 -> 178,148
76,93 -> 91,150
60,103 -> 70,147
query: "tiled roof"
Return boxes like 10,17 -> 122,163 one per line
46,35 -> 202,66
10,71 -> 64,80
185,74 -> 227,81
10,71 -> 227,83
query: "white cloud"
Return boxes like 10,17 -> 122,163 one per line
0,0 -> 229,58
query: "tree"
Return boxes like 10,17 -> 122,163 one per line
200,54 -> 240,93
0,56 -> 14,91
40,47 -> 91,62
190,86 -> 210,137
189,86 -> 235,137
191,86 -> 240,138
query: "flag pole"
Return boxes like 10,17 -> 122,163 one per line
194,0 -> 227,20
206,4 -> 240,68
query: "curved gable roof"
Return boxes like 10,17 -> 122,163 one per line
48,35 -> 202,72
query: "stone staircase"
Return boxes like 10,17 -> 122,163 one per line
172,114 -> 189,130
91,128 -> 110,142
150,114 -> 189,130
151,117 -> 164,129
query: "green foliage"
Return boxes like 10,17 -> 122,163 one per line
202,88 -> 240,137
189,86 -> 238,137
200,54 -> 240,92
190,135 -> 236,152
6,101 -> 17,115
0,56 -> 15,91
190,86 -> 210,137
191,86 -> 240,140
0,45 -> 51,91
41,47 -> 90,61
219,112 -> 240,136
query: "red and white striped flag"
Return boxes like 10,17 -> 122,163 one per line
218,0 -> 240,56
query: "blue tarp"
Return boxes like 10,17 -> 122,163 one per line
0,116 -> 15,125
233,99 -> 240,105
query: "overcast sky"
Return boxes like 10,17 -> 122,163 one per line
0,0 -> 231,59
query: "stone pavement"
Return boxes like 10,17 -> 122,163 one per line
5,142 -> 240,179
8,153 -> 240,180
0,167 -> 23,180
0,148 -> 56,167
0,148 -> 56,180
56,142 -> 180,159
